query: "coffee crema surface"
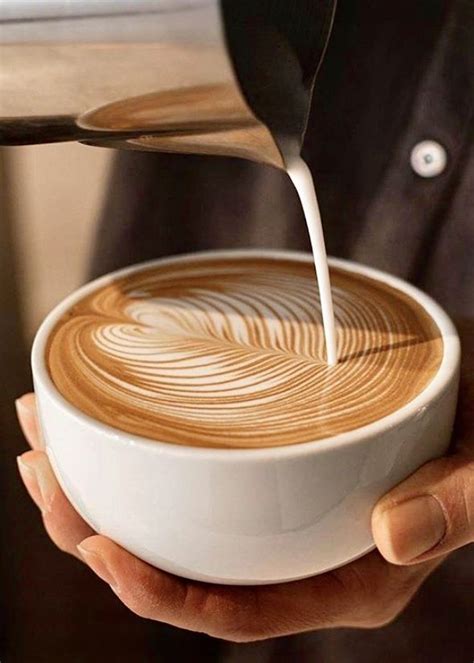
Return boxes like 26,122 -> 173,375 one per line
46,256 -> 443,449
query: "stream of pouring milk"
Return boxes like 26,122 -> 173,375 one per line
287,157 -> 338,365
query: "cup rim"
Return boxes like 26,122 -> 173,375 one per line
32,249 -> 460,460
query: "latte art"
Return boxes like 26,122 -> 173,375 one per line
47,256 -> 443,448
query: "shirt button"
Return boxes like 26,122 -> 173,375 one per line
410,140 -> 447,178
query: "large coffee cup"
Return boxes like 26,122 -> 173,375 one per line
32,250 -> 460,584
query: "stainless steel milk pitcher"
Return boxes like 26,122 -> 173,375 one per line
0,1 -> 336,168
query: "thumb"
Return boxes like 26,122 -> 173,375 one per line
372,452 -> 474,565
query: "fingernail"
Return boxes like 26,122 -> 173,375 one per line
17,455 -> 55,513
78,542 -> 119,591
15,398 -> 34,428
378,495 -> 446,563
15,396 -> 28,413
15,397 -> 38,444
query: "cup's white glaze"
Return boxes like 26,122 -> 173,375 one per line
32,250 -> 460,585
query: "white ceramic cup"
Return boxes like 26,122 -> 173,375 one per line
32,250 -> 460,585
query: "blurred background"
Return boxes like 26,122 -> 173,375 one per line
2,143 -> 110,339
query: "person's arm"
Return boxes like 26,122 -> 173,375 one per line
15,320 -> 473,641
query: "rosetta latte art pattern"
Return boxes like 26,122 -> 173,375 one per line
47,257 -> 442,448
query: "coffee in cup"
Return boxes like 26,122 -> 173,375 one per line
46,254 -> 443,449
